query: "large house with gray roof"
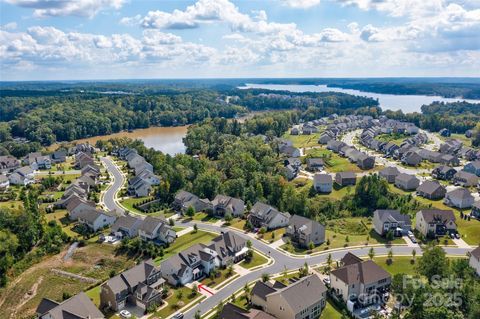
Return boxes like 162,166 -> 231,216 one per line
394,173 -> 419,191
138,216 -> 176,245
444,188 -> 475,209
37,292 -> 104,319
100,259 -> 164,312
373,209 -> 411,236
248,202 -> 291,230
160,231 -> 247,286
469,246 -> 480,276
211,194 -> 245,217
111,215 -> 143,238
172,190 -> 211,213
379,166 -> 400,183
330,253 -> 391,308
415,209 -> 457,238
286,215 -> 325,247
77,209 -> 117,232
251,274 -> 327,319
416,180 -> 446,200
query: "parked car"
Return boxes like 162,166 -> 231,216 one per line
323,277 -> 331,286
449,232 -> 455,239
119,310 -> 132,319
455,233 -> 460,239
173,313 -> 184,319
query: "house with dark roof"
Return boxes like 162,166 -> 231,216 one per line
313,173 -> 333,193
211,194 -> 245,217
306,158 -> 325,171
453,170 -> 479,187
432,165 -> 457,180
36,292 -> 104,319
444,188 -> 475,209
373,209 -> 412,236
251,274 -> 327,319
330,253 -> 391,308
464,160 -> 480,176
9,166 -> 35,185
416,180 -> 446,200
335,172 -> 356,187
207,231 -> 248,266
138,216 -> 176,245
469,246 -> 480,276
74,152 -> 95,169
111,215 -> 143,238
66,196 -> 96,221
100,259 -> 164,312
286,215 -> 325,247
279,144 -> 301,158
415,209 -> 457,238
401,151 -> 422,166
327,140 -> 346,153
356,153 -> 375,170
248,202 -> 291,230
51,149 -> 67,164
379,166 -> 400,183
0,155 -> 20,173
172,190 -> 212,213
218,303 -> 275,319
0,174 -> 10,190
439,154 -> 460,166
394,173 -> 419,191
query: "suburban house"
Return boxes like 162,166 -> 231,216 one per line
172,190 -> 211,213
251,274 -> 327,319
464,161 -> 480,176
439,128 -> 451,137
77,209 -> 117,232
100,259 -> 164,312
472,201 -> 480,219
36,292 -> 104,319
335,172 -> 356,187
306,158 -> 325,171
357,153 -> 375,170
282,164 -> 298,181
218,303 -> 275,319
286,214 -> 325,247
8,166 -> 35,185
402,151 -> 422,166
330,253 -> 391,308
248,202 -> 291,230
432,165 -> 457,180
469,246 -> 480,276
25,152 -> 52,170
439,154 -> 460,166
75,152 -> 95,169
394,173 -> 419,191
313,173 -> 333,193
416,180 -> 446,200
0,155 -> 20,173
128,177 -> 152,197
453,170 -> 479,187
318,131 -> 334,144
111,215 -> 143,238
327,140 -> 347,153
66,196 -> 96,221
373,209 -> 412,236
138,216 -> 176,245
379,166 -> 400,183
51,149 -> 67,163
0,174 -> 9,190
161,232 -> 246,286
415,209 -> 457,238
279,144 -> 301,158
211,194 -> 245,217
444,188 -> 475,209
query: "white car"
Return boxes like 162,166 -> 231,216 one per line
119,310 -> 132,318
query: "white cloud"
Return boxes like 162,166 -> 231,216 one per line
6,0 -> 125,18
1,22 -> 17,30
281,0 -> 321,9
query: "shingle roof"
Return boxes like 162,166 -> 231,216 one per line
314,173 -> 332,184
417,180 -> 444,195
418,209 -> 456,223
331,259 -> 390,286
374,210 -> 411,224
38,292 -> 104,319
446,188 -> 473,200
471,246 -> 480,260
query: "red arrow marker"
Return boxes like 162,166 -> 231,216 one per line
198,284 -> 214,295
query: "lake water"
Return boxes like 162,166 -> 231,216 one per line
239,83 -> 480,113
71,126 -> 189,155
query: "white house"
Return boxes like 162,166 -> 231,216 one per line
444,188 -> 475,209
77,209 -> 117,232
138,216 -> 176,244
9,166 -> 35,186
313,174 -> 333,193
0,175 -> 9,190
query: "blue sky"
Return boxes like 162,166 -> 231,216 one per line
1,0 -> 479,80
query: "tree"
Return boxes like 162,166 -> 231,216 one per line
246,240 -> 252,249
299,262 -> 309,277
411,249 -> 417,263
387,249 -> 394,265
261,273 -> 270,282
193,223 -> 198,233
417,245 -> 448,282
194,310 -> 201,319
224,211 -> 233,223
368,247 -> 375,260
186,206 -> 195,218
386,230 -> 394,242
308,241 -> 315,251
226,265 -> 234,276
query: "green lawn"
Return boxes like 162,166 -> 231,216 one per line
304,147 -> 362,173
120,196 -> 154,214
152,286 -> 202,319
376,133 -> 408,146
85,285 -> 101,306
153,230 -> 218,265
189,212 -> 221,223
373,256 -> 468,276
283,132 -> 322,148
200,267 -> 237,288
230,218 -> 247,231
240,251 -> 269,269
260,227 -> 285,242
320,299 -> 343,319
0,200 -> 23,210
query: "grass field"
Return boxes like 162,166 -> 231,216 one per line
240,251 -> 269,269
373,255 -> 468,276
260,227 -> 286,242
153,230 -> 218,265
0,244 -> 133,318
320,299 -> 343,319
283,132 -> 322,148
304,147 -> 362,173
152,286 -> 202,318
120,196 -> 154,214
200,267 -> 237,288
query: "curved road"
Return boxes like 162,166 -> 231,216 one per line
101,156 -> 474,319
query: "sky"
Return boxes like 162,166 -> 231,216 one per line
1,0 -> 480,81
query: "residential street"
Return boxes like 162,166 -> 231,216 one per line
100,156 -> 476,319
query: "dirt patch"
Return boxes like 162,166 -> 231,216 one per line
9,276 -> 44,319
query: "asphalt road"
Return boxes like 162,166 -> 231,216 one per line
101,156 -> 474,319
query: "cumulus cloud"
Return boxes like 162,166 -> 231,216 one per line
5,0 -> 125,18
281,0 -> 321,9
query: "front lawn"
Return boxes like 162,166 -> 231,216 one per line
152,285 -> 201,319
259,228 -> 285,242
200,267 -> 237,288
240,251 -> 269,269
120,196 -> 154,214
320,299 -> 343,319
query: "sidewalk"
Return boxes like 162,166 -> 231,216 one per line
269,237 -> 287,249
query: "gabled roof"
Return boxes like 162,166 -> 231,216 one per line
417,180 -> 445,195
380,166 -> 400,176
418,209 -> 456,223
374,209 -> 411,225
395,173 -> 418,183
331,258 -> 390,286
138,216 -> 167,235
446,188 -> 473,200
111,215 -> 142,232
471,246 -> 480,260
121,259 -> 160,289
314,173 -> 332,184
219,303 -> 276,319
36,292 -> 104,319
336,171 -> 356,179
251,281 -> 279,301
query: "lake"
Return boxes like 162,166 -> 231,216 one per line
239,83 -> 480,113
70,126 -> 189,155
